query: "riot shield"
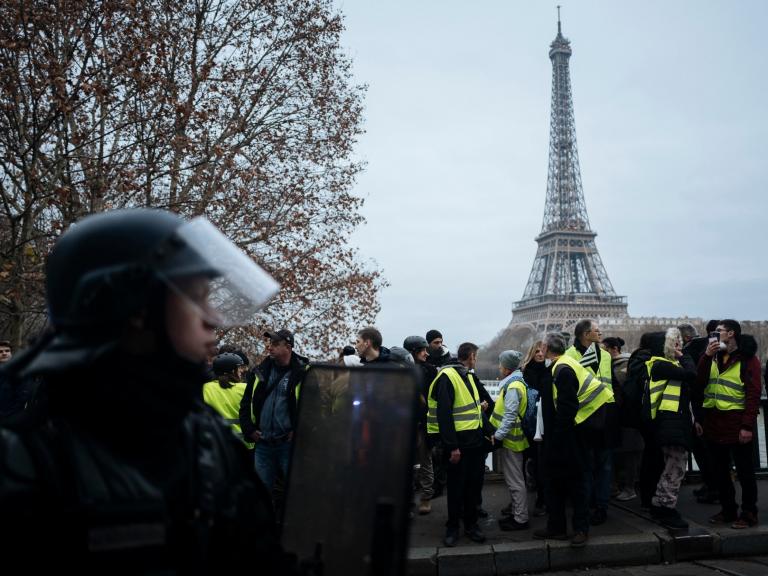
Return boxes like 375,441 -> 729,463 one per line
281,364 -> 419,576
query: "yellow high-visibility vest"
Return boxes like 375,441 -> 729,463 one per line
703,360 -> 745,411
644,356 -> 682,419
489,376 -> 529,451
426,367 -> 483,434
552,354 -> 613,425
203,380 -> 253,448
565,345 -> 615,403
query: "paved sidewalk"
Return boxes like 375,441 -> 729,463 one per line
407,478 -> 768,575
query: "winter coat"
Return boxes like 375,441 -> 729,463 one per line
239,352 -> 307,439
649,354 -> 697,450
696,334 -> 762,444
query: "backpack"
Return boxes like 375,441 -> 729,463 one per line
521,386 -> 540,440
502,375 -> 539,440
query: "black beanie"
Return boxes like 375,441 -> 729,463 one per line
426,329 -> 443,343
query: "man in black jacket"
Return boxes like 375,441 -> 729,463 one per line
429,342 -> 486,547
355,326 -> 393,365
240,329 -> 307,495
534,332 -> 590,548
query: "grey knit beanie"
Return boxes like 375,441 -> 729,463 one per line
499,350 -> 523,371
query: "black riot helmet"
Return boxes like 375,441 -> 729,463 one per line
212,352 -> 245,376
18,209 -> 278,376
45,209 -> 278,332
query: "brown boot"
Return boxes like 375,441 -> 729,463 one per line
418,500 -> 432,515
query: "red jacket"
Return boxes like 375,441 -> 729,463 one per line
696,335 -> 762,444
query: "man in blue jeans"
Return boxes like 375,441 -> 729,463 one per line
240,329 -> 307,496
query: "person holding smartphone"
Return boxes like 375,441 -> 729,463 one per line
696,319 -> 762,529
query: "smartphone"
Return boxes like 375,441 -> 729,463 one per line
709,331 -> 720,343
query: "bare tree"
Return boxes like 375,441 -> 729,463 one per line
0,0 -> 384,354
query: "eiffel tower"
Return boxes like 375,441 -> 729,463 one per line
511,10 -> 628,334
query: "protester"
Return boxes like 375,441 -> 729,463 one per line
534,332 -> 612,548
427,342 -> 486,547
425,329 -> 452,368
404,335 -> 438,515
697,319 -> 761,528
491,349 -> 530,531
646,328 -> 696,530
602,336 -> 643,503
355,326 -> 393,364
522,339 -> 551,516
566,319 -> 616,526
240,329 -> 307,498
204,352 -> 251,447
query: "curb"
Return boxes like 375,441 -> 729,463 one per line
408,525 -> 768,575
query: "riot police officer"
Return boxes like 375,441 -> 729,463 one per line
0,209 -> 293,573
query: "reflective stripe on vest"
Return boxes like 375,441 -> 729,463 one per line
426,367 -> 483,434
703,360 -> 745,411
203,380 -> 253,448
565,345 -> 615,403
552,354 -> 613,425
489,375 -> 529,451
644,356 -> 682,419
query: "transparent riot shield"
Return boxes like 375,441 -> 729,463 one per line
281,364 -> 419,576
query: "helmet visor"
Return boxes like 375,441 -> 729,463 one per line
159,217 -> 279,328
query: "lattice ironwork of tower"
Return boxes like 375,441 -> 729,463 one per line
511,13 -> 628,335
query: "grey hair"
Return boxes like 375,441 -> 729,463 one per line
664,327 -> 681,360
677,323 -> 698,341
544,332 -> 566,355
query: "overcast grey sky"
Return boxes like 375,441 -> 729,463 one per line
337,1 -> 767,351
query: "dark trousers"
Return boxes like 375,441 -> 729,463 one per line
445,445 -> 484,530
639,426 -> 664,507
691,432 -> 716,490
546,470 -> 589,535
710,440 -> 758,514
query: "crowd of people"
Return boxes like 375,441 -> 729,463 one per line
374,319 -> 764,549
197,318 -> 765,551
0,208 -> 765,569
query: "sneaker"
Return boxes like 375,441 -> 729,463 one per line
465,524 -> 486,543
589,508 -> 607,526
570,531 -> 589,548
500,503 -> 513,516
709,510 -> 737,524
499,517 -> 530,531
532,528 -> 568,540
418,500 -> 432,515
444,528 -> 459,547
616,489 -> 637,502
732,511 -> 758,529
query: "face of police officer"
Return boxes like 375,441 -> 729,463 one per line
0,345 -> 11,363
164,277 -> 218,363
